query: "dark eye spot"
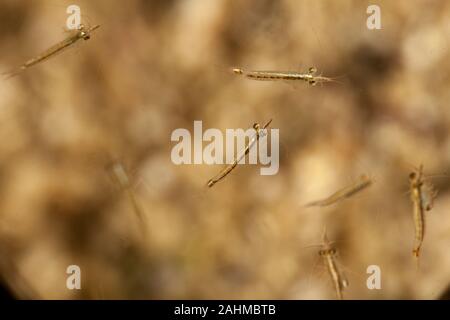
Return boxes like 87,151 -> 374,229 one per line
309,79 -> 317,86
409,172 -> 416,180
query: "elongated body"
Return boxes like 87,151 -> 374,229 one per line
305,175 -> 373,207
409,165 -> 436,258
232,67 -> 333,86
5,24 -> 100,78
207,119 -> 272,188
319,230 -> 348,300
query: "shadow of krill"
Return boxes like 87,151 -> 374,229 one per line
107,162 -> 148,237
304,174 -> 374,208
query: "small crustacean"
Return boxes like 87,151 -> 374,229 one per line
4,23 -> 100,78
305,174 -> 373,207
207,119 -> 272,188
318,229 -> 349,300
232,66 -> 336,86
409,165 -> 437,260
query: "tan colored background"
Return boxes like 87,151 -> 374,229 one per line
0,0 -> 449,299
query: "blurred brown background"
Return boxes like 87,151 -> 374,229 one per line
0,0 -> 449,299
